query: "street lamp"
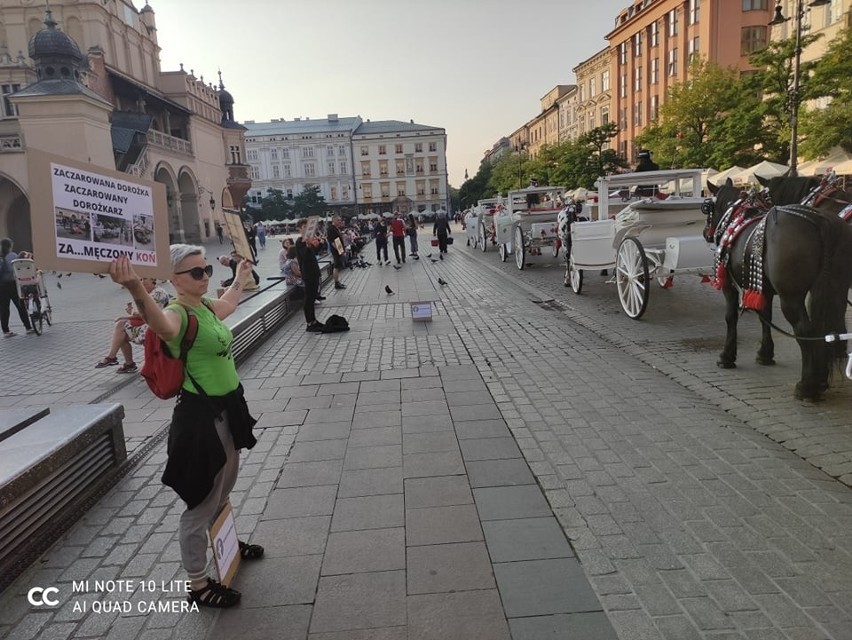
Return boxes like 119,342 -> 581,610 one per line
514,143 -> 527,189
769,0 -> 830,176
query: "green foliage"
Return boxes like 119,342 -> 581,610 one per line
259,188 -> 293,221
292,184 -> 326,217
458,160 -> 497,208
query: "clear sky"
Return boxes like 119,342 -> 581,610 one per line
152,0 -> 630,187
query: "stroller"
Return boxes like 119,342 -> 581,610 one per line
12,258 -> 52,335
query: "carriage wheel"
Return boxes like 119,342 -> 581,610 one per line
479,224 -> 489,252
566,254 -> 583,293
44,303 -> 52,326
551,241 -> 560,258
29,296 -> 43,335
616,237 -> 650,319
514,227 -> 526,270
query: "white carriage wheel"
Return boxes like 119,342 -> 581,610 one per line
616,237 -> 650,319
567,254 -> 583,293
499,243 -> 507,262
479,223 -> 488,252
514,226 -> 526,270
551,241 -> 560,258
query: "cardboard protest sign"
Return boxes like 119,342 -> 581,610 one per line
27,149 -> 170,278
221,209 -> 255,264
209,500 -> 240,587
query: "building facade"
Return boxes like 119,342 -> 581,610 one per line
573,48 -> 612,142
556,85 -> 579,142
606,0 -> 772,161
0,0 -> 249,249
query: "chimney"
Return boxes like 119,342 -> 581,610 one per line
328,113 -> 338,122
294,117 -> 301,121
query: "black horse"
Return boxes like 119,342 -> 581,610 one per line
706,177 -> 852,400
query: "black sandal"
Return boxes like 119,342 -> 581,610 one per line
238,540 -> 264,560
187,578 -> 241,608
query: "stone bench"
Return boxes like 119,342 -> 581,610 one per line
0,404 -> 126,588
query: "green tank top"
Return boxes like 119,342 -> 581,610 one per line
165,299 -> 240,396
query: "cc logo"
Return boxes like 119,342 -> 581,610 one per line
27,587 -> 59,607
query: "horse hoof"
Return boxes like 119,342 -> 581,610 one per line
794,383 -> 824,402
716,361 -> 736,369
756,357 -> 776,366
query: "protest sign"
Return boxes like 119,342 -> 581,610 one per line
220,209 -> 255,263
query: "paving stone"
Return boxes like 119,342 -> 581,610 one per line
509,612 -> 618,640
330,494 -> 404,531
304,408 -> 354,424
277,460 -> 344,487
482,517 -> 574,562
406,504 -> 483,546
402,400 -> 450,417
407,541 -> 495,594
359,380 -> 402,393
407,590 -> 511,640
295,422 -> 351,442
493,558 -> 602,617
402,431 -> 460,454
230,555 -> 321,607
444,391 -> 495,406
286,395 -> 333,411
403,451 -> 466,478
352,410 -> 401,429
450,404 -> 502,422
321,527 -> 405,575
263,486 -> 338,519
459,437 -> 522,461
255,410 -> 307,428
466,458 -> 536,488
453,419 -> 512,440
343,444 -> 402,470
338,467 -> 404,498
309,628 -> 407,640
473,485 -> 553,520
404,475 -> 473,509
251,516 -> 331,557
208,604 -> 312,640
401,414 -> 454,433
310,571 -> 407,634
347,426 -> 402,448
401,387 -> 446,403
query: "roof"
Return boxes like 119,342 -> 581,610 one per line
106,65 -> 191,115
222,119 -> 247,131
11,79 -> 111,105
244,117 -> 362,136
354,120 -> 443,136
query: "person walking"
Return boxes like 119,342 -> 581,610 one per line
433,210 -> 452,258
214,222 -> 224,245
0,238 -> 34,337
108,246 -> 262,609
406,212 -> 420,259
374,217 -> 389,265
390,211 -> 407,265
256,222 -> 267,250
295,218 -> 324,332
326,215 -> 347,290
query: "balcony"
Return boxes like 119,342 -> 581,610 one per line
146,129 -> 193,156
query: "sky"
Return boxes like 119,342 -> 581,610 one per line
152,0 -> 630,187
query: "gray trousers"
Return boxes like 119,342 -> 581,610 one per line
178,413 -> 239,581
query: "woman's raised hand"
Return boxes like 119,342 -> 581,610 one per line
109,257 -> 141,288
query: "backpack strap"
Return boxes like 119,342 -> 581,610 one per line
170,302 -> 209,399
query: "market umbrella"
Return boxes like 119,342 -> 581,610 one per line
797,147 -> 852,177
707,165 -> 745,187
732,160 -> 788,186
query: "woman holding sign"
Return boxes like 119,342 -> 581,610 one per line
109,245 -> 263,608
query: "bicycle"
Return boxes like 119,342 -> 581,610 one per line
12,258 -> 52,335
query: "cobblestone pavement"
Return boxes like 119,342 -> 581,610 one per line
1,231 -> 852,639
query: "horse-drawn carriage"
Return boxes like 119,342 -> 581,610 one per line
489,186 -> 566,269
563,168 -> 711,318
464,197 -> 502,250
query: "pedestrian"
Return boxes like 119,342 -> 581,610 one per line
256,222 -> 266,250
406,212 -> 420,258
326,215 -> 347,290
278,237 -> 294,272
280,246 -> 304,299
635,149 -> 660,197
295,218 -> 325,332
374,217 -> 389,265
94,276 -> 170,373
433,210 -> 452,258
108,247 -> 263,609
390,211 -> 407,265
0,238 -> 35,337
214,221 -> 224,245
244,221 -> 257,260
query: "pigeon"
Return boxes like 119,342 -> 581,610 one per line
430,258 -> 439,263
385,285 -> 394,295
57,273 -> 63,278
393,265 -> 402,270
438,278 -> 448,286
97,274 -> 107,279
425,253 -> 432,258
66,273 -> 72,276
56,282 -> 62,289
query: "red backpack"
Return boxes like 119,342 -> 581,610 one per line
140,307 -> 199,400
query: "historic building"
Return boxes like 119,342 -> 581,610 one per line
0,1 -> 249,249
573,48 -> 612,142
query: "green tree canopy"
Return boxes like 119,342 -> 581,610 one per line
292,184 -> 326,218
259,188 -> 293,221
458,160 -> 496,209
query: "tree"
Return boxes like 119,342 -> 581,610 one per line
458,160 -> 496,209
800,26 -> 852,156
259,188 -> 293,221
292,184 -> 326,218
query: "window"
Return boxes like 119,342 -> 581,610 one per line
416,180 -> 426,196
588,110 -> 596,130
633,104 -> 643,127
634,32 -> 642,57
428,142 -> 437,152
363,184 -> 373,199
828,0 -> 842,24
668,8 -> 678,36
1,84 -> 20,118
396,160 -> 405,175
381,182 -> 390,198
331,187 -> 338,201
271,148 -> 278,160
379,160 -> 388,176
601,70 -> 610,91
247,149 -> 258,161
415,143 -> 423,153
282,148 -> 290,159
272,165 -> 280,178
395,143 -> 403,154
284,164 -> 291,177
619,42 -> 627,65
250,166 -> 259,180
668,48 -> 678,76
579,84 -> 585,102
689,37 -> 700,62
339,160 -> 347,174
328,161 -> 335,175
430,181 -> 439,195
302,146 -> 314,158
601,107 -> 610,125
650,95 -> 659,121
688,0 -> 700,25
338,144 -> 346,156
305,163 -> 315,177
742,0 -> 767,9
619,140 -> 627,159
620,73 -> 627,99
361,161 -> 371,177
741,27 -> 767,55
378,144 -> 387,155
416,161 -> 424,174
650,21 -> 659,47
619,108 -> 628,130
360,145 -> 369,156
634,67 -> 642,92
396,183 -> 406,197
342,185 -> 350,200
590,77 -> 596,97
651,58 -> 659,84
327,145 -> 335,157
429,162 -> 438,172
229,145 -> 241,164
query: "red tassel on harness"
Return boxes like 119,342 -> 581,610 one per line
712,264 -> 727,290
742,289 -> 766,311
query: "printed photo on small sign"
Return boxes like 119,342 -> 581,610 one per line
221,209 -> 255,264
27,148 -> 170,278
209,500 -> 240,587
410,301 -> 433,322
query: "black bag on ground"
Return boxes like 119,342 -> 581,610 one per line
321,314 -> 350,333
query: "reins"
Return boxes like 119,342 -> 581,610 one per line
745,308 -> 845,341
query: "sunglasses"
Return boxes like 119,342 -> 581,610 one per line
174,264 -> 213,280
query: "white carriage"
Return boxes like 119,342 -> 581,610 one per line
468,197 -> 503,252
492,186 -> 566,270
564,168 -> 714,319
